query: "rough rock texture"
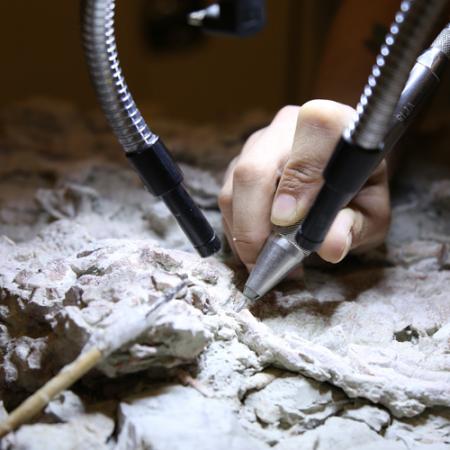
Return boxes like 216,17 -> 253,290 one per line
1,229 -> 237,386
115,384 -> 267,450
0,100 -> 449,449
3,415 -> 114,450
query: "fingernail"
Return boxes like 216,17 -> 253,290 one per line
337,232 -> 352,263
271,194 -> 297,225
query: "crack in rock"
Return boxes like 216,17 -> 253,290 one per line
1,100 -> 450,448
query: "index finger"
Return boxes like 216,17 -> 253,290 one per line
231,106 -> 299,267
271,100 -> 356,226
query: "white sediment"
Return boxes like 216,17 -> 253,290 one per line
0,100 -> 449,448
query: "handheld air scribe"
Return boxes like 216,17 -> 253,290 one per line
244,0 -> 450,302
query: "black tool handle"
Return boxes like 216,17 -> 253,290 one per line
296,45 -> 449,253
127,139 -> 221,257
296,137 -> 384,252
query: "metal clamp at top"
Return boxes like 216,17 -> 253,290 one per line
188,0 -> 266,37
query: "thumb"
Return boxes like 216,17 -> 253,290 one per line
271,100 -> 356,226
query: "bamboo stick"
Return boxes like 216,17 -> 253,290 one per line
0,347 -> 102,437
0,282 -> 185,438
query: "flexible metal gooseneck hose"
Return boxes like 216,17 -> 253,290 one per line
82,0 -> 157,152
296,0 -> 449,253
348,0 -> 448,149
82,0 -> 221,257
244,0 -> 450,301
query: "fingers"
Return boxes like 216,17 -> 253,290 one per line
231,159 -> 277,266
349,162 -> 391,251
317,208 -> 360,263
219,100 -> 391,270
218,106 -> 300,268
218,156 -> 237,233
270,100 -> 390,263
221,215 -> 239,259
271,100 -> 356,226
318,166 -> 391,262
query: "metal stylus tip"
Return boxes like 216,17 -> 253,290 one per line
244,232 -> 310,301
243,286 -> 261,301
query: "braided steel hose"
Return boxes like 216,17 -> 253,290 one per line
348,0 -> 448,149
82,0 -> 157,152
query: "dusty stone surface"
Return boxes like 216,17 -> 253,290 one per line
385,407 -> 450,449
43,390 -> 86,422
341,403 -> 391,432
239,372 -> 349,444
0,100 -> 449,448
2,413 -> 114,450
273,416 -> 407,450
115,384 -> 267,450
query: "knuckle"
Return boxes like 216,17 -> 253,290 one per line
234,234 -> 258,247
233,230 -> 266,252
243,128 -> 266,151
218,190 -> 232,210
281,161 -> 323,191
272,105 -> 300,125
233,162 -> 268,186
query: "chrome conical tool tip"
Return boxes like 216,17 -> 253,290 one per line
243,232 -> 310,301
243,286 -> 260,302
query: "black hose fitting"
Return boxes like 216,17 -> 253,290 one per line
127,140 -> 221,256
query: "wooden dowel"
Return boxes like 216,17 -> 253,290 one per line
0,347 -> 102,438
0,282 -> 184,438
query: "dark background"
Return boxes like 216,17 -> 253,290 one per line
0,1 -> 340,122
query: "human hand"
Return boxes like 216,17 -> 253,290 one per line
219,100 -> 391,271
